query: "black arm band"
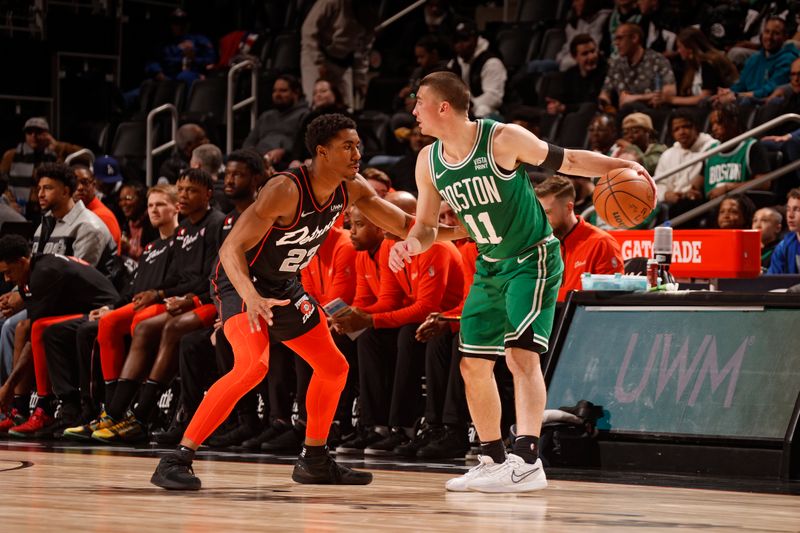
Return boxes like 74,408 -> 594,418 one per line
542,143 -> 565,171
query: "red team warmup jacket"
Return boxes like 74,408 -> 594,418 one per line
357,240 -> 465,329
558,215 -> 624,301
441,239 -> 478,331
352,239 -> 392,310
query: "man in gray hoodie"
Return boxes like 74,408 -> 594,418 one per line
243,75 -> 308,170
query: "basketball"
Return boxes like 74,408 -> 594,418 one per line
593,168 -> 656,229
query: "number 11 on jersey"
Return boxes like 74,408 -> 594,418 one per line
462,212 -> 502,244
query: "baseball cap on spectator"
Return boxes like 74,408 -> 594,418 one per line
24,117 -> 49,132
94,155 -> 122,183
622,113 -> 654,132
453,20 -> 478,42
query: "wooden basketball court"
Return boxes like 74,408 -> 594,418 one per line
2,442 -> 799,531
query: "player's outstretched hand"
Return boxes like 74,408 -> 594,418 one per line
389,237 -> 422,272
245,295 -> 290,333
623,161 -> 656,199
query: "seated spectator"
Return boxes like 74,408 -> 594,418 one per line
607,0 -> 641,56
448,20 -> 506,118
402,200 -> 474,460
599,23 -> 676,114
535,175 -> 623,301
72,163 -> 122,251
527,1 -> 611,74
0,235 -> 118,437
765,56 -> 800,109
361,167 -> 392,199
59,185 -> 180,438
690,103 -> 771,200
32,163 -> 115,268
558,1 -> 612,72
612,113 -> 666,175
723,2 -> 790,67
290,79 -> 352,165
635,0 -> 676,54
654,110 -> 717,211
752,206 -> 783,269
392,35 -> 452,130
716,194 -> 756,229
0,162 -> 118,399
761,57 -> 800,198
87,169 -> 225,443
385,126 -> 436,194
588,113 -> 620,155
715,16 -> 799,104
190,143 -> 230,212
118,180 -> 158,261
546,34 -> 608,116
0,117 -> 81,217
158,123 -> 209,184
767,188 -> 800,274
660,27 -> 738,108
0,179 -> 25,224
144,9 -> 215,87
333,191 -> 464,456
91,156 -> 125,223
243,75 -> 308,169
348,204 -> 386,312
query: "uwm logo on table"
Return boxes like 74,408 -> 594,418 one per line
615,333 -> 753,408
611,229 -> 761,278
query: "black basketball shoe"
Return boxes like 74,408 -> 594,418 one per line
150,452 -> 201,491
292,451 -> 373,485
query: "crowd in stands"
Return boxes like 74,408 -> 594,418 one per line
2,0 -> 800,459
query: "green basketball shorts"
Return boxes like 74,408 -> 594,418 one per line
459,236 -> 563,360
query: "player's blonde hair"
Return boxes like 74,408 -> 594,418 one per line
147,184 -> 178,204
535,175 -> 576,203
419,71 -> 470,114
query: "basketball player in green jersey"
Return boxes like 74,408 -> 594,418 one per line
390,72 -> 654,493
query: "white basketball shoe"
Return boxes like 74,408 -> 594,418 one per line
467,454 -> 547,493
445,455 -> 504,492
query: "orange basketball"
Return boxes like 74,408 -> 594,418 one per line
593,168 -> 656,229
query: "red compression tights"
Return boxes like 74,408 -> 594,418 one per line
183,309 -> 348,446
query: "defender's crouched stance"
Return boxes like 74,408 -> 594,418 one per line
151,114 -> 434,490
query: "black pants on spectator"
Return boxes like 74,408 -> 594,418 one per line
178,327 -> 218,416
357,324 -> 424,428
43,316 -> 89,403
75,318 -> 104,408
389,324 -> 425,428
356,327 -> 398,427
425,331 -> 468,428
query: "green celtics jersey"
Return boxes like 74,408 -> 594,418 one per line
704,138 -> 755,197
429,118 -> 552,259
